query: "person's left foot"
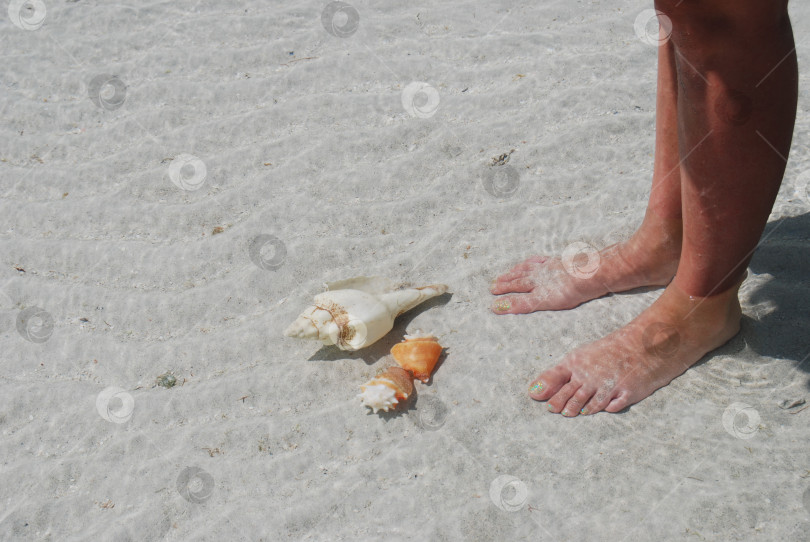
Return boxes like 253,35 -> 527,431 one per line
528,278 -> 743,416
489,214 -> 682,313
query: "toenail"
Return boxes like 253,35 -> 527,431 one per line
529,381 -> 544,393
494,300 -> 511,312
580,408 -> 588,415
561,409 -> 569,416
547,404 -> 555,412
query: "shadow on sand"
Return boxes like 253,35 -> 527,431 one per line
704,211 -> 810,384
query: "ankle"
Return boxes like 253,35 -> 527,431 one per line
612,227 -> 680,283
666,278 -> 743,338
635,213 -> 683,255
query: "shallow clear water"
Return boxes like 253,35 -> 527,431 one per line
2,0 -> 810,540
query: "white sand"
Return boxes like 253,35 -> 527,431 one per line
2,0 -> 810,540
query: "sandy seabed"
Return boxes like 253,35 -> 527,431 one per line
2,1 -> 810,540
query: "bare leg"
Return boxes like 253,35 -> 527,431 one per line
528,1 -> 797,416
490,33 -> 683,314
667,0 -> 797,295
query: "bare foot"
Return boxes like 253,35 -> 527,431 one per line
490,216 -> 682,314
528,278 -> 743,416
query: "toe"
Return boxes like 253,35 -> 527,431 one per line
495,266 -> 532,284
546,382 -> 580,413
604,392 -> 631,413
528,366 -> 571,401
491,277 -> 536,295
495,257 -> 548,282
491,293 -> 548,314
562,387 -> 594,417
579,388 -> 614,416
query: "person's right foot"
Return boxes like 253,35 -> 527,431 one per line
528,277 -> 744,416
490,215 -> 682,314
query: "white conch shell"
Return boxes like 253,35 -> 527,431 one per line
283,276 -> 448,351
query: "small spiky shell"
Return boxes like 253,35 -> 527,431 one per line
357,367 -> 414,413
391,333 -> 443,383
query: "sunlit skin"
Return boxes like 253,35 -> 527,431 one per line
491,0 -> 798,416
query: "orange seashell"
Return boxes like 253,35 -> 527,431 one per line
358,366 -> 414,413
391,332 -> 443,383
